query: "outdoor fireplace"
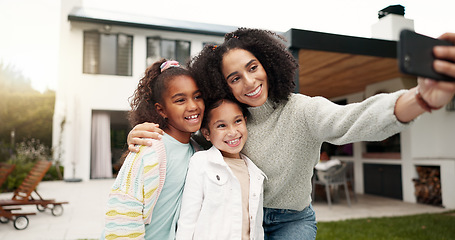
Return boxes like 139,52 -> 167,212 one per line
413,166 -> 442,207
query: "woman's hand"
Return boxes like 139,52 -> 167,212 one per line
395,32 -> 455,123
419,32 -> 455,108
127,122 -> 164,152
433,33 -> 455,79
417,78 -> 455,109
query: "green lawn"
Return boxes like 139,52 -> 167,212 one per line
316,211 -> 455,240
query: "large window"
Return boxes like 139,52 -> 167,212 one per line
146,37 -> 190,66
83,31 -> 133,76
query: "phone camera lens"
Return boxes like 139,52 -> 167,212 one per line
404,55 -> 411,69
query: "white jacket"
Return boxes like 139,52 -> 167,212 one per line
176,146 -> 266,240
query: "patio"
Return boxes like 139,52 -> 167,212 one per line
0,179 -> 449,240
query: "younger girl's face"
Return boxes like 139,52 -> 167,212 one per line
156,75 -> 204,143
202,101 -> 247,159
221,48 -> 268,107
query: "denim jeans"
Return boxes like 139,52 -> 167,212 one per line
263,204 -> 317,240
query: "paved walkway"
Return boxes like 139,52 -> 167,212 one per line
0,179 -> 450,240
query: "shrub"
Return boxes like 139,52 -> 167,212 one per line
0,138 -> 62,193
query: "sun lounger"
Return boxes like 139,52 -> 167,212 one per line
0,160 -> 68,230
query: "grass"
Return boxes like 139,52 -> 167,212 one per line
316,211 -> 455,240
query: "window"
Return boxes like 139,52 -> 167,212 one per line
146,37 -> 190,66
83,31 -> 133,76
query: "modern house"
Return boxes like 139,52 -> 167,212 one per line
53,2 -> 455,209
53,0 -> 234,181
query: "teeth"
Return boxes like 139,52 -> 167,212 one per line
185,114 -> 198,119
227,138 -> 239,145
246,85 -> 261,96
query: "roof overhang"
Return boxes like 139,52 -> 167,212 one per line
68,7 -> 237,37
285,28 -> 412,98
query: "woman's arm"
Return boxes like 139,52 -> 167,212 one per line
395,33 -> 455,122
127,122 -> 164,152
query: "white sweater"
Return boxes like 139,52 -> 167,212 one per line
242,91 -> 409,210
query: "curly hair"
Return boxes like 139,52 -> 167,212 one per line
128,59 -> 193,128
189,28 -> 298,105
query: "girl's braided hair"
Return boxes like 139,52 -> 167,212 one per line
189,28 -> 299,105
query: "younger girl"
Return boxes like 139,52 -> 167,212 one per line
103,59 -> 204,240
176,99 -> 266,240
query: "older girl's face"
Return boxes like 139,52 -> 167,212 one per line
221,48 -> 268,107
156,75 -> 204,143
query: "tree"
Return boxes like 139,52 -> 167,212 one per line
0,62 -> 55,159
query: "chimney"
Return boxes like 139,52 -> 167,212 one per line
371,5 -> 414,41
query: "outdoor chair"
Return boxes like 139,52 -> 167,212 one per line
0,160 -> 68,230
312,162 -> 351,208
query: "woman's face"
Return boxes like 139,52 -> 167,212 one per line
221,48 -> 268,107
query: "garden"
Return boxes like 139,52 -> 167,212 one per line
0,62 -> 60,193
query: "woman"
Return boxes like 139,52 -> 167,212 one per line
127,28 -> 455,239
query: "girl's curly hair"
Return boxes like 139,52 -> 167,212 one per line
128,59 -> 193,128
189,28 -> 298,105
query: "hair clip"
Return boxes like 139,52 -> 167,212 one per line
160,60 -> 180,72
212,45 -> 218,51
231,34 -> 239,39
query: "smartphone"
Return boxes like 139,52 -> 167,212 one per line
398,29 -> 455,82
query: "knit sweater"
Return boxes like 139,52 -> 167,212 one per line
104,141 -> 167,240
242,91 -> 409,210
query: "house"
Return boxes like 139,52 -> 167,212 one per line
52,1 -> 235,181
53,2 -> 455,208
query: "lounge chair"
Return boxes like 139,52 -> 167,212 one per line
0,160 -> 68,230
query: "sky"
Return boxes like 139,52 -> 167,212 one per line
0,0 -> 454,92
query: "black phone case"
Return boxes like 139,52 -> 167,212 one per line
398,29 -> 454,82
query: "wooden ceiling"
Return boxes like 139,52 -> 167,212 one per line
298,49 -> 410,99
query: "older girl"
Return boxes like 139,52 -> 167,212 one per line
103,59 -> 204,240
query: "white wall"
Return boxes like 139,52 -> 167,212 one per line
371,14 -> 414,41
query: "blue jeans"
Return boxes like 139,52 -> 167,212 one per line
263,204 -> 317,240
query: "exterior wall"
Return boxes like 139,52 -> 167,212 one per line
371,14 -> 414,40
53,1 -> 225,181
408,109 -> 455,208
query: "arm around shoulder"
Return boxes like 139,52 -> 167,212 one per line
127,122 -> 164,152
